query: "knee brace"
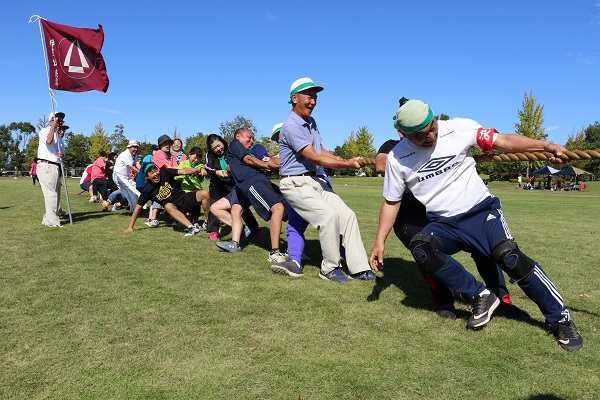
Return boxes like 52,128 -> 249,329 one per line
492,239 -> 535,283
409,232 -> 448,274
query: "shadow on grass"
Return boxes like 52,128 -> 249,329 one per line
63,211 -> 122,222
525,395 -> 566,400
366,256 -> 434,312
365,256 -> 554,331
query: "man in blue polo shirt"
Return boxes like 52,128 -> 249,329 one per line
278,77 -> 376,283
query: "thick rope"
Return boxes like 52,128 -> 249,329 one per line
356,150 -> 600,167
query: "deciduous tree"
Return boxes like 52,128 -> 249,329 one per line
513,91 -> 547,176
219,115 -> 256,144
184,132 -> 208,154
63,133 -> 92,168
109,124 -> 128,153
89,122 -> 111,161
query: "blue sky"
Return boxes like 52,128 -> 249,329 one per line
2,1 -> 599,151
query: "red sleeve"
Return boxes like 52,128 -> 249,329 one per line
476,128 -> 498,152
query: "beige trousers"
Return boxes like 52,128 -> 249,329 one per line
38,162 -> 61,226
279,175 -> 369,274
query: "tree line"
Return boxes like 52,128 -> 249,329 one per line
2,92 -> 598,177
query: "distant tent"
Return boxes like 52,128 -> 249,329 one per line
553,166 -> 593,176
530,166 -> 559,175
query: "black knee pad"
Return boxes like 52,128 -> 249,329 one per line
409,232 -> 448,274
492,239 -> 535,283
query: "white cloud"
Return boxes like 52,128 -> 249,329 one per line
545,125 -> 560,131
84,106 -> 123,115
565,52 -> 594,64
265,11 -> 278,22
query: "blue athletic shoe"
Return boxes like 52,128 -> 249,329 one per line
319,267 -> 349,283
216,241 -> 242,253
350,270 -> 377,281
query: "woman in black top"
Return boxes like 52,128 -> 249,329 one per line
205,134 -> 258,240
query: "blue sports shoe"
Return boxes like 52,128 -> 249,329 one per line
216,241 -> 242,253
350,270 -> 377,281
319,267 -> 349,283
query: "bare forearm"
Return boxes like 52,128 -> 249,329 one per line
493,134 -> 561,153
374,200 -> 400,246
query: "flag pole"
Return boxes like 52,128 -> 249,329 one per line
30,15 -> 73,225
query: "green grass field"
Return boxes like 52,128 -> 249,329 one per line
1,177 -> 598,399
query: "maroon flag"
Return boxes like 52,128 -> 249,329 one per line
41,19 -> 109,93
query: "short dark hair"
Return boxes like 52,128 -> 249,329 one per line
188,147 -> 203,158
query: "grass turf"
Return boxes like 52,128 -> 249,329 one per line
0,177 -> 598,399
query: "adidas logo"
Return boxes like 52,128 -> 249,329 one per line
486,214 -> 496,221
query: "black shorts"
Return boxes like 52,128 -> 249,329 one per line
169,192 -> 199,214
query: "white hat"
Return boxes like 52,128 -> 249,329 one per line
289,77 -> 323,99
126,139 -> 140,148
49,111 -> 65,121
271,123 -> 283,141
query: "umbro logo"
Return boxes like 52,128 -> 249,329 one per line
417,156 -> 456,174
486,214 -> 496,221
416,156 -> 458,182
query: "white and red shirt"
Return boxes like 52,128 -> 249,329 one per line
384,118 -> 497,217
79,164 -> 93,185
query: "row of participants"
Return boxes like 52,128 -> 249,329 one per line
36,78 -> 583,352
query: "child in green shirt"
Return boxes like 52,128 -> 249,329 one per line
176,147 -> 210,227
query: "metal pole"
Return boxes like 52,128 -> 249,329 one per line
32,15 -> 73,224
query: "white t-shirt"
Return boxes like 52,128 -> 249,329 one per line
37,126 -> 63,162
114,149 -> 138,176
383,118 -> 497,217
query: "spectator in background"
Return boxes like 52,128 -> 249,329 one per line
79,163 -> 98,202
30,159 -> 39,186
171,138 -> 188,165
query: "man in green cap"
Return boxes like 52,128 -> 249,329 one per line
278,77 -> 376,283
370,98 -> 583,351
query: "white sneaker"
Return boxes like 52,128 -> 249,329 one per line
267,251 -> 287,263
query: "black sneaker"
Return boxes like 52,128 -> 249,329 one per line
551,320 -> 584,351
436,309 -> 458,320
467,291 -> 500,330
